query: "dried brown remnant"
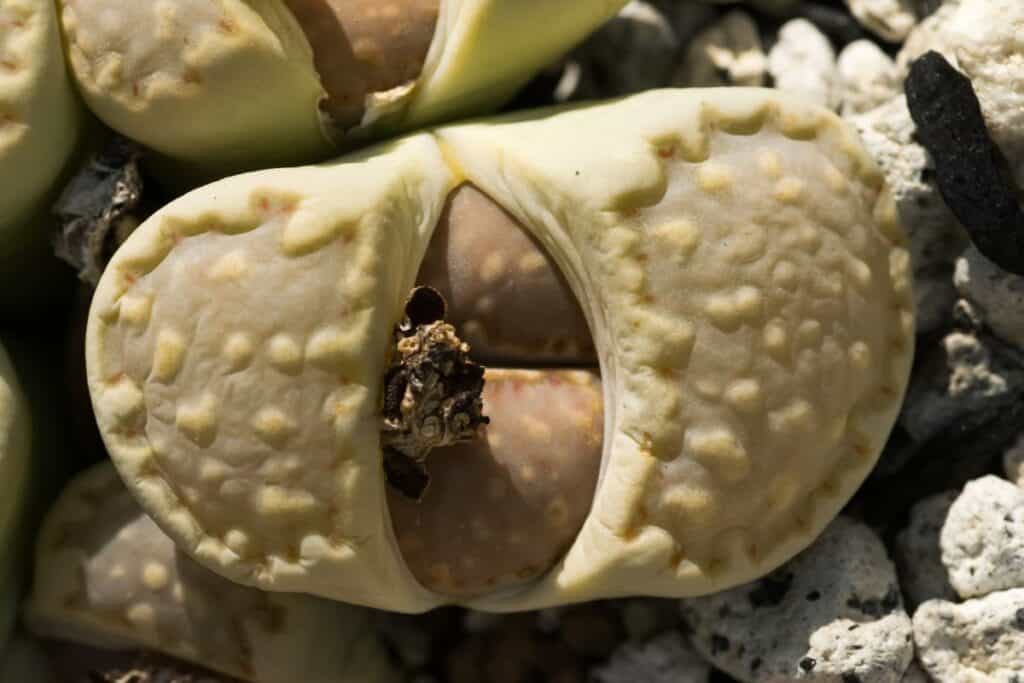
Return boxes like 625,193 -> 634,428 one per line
52,136 -> 149,287
283,0 -> 440,131
381,286 -> 489,500
88,668 -> 225,683
42,641 -> 234,683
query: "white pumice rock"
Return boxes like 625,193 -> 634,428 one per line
896,0 -> 960,76
851,96 -> 968,335
955,246 -> 1024,350
680,516 -> 914,683
895,490 -> 959,610
768,19 -> 838,109
941,475 -> 1024,599
914,589 -> 1024,682
591,631 -> 710,683
897,0 -> 1024,185
1004,433 -> 1024,488
837,40 -> 899,116
845,0 -> 919,42
673,11 -> 767,88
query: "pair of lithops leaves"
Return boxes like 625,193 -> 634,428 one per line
57,0 -> 628,184
88,87 -> 915,614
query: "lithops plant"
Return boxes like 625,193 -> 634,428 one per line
0,0 -> 84,316
25,461 -> 399,683
57,0 -> 627,183
0,340 -> 31,654
86,88 -> 914,613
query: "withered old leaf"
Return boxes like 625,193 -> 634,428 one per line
380,287 -> 488,499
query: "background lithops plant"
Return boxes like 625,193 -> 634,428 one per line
0,0 -> 84,318
0,340 -> 32,654
57,0 -> 628,185
25,461 -> 399,683
86,88 -> 914,613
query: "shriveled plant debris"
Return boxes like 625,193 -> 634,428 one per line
905,50 -> 1024,275
86,669 -> 222,683
381,286 -> 489,500
80,651 -> 232,683
52,136 -> 148,287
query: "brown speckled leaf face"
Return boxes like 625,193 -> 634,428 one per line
388,369 -> 603,597
284,0 -> 439,129
418,184 -> 597,365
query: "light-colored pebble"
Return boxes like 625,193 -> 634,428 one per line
1004,433 -> 1024,488
895,491 -> 959,610
846,0 -> 919,42
895,0 -> 959,76
936,0 -> 1024,184
591,631 -> 710,683
955,246 -> 1024,350
941,475 -> 1024,599
837,40 -> 899,116
681,516 -> 913,682
851,96 -> 968,336
914,588 -> 1024,682
673,11 -> 767,87
768,19 -> 838,109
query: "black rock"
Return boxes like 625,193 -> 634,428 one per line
905,51 -> 1024,275
850,320 -> 1024,534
